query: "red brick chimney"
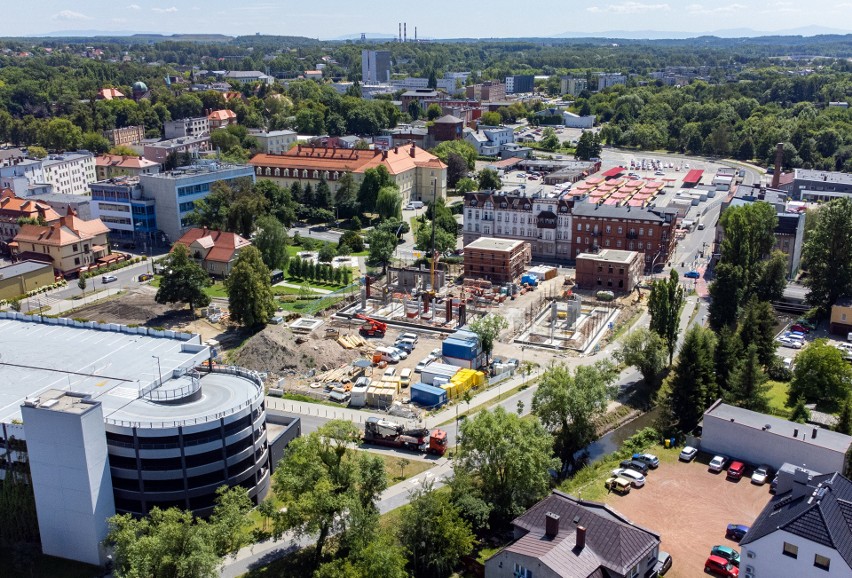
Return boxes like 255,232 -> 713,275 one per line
545,512 -> 560,538
410,144 -> 416,158
575,525 -> 586,550
772,142 -> 784,189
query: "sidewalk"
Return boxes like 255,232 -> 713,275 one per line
266,397 -> 416,426
20,287 -> 125,317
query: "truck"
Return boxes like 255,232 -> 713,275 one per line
363,417 -> 447,455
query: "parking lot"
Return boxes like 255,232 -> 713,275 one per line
604,449 -> 770,578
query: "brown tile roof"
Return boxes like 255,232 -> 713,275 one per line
208,109 -> 237,122
98,88 -> 125,100
495,491 -> 659,577
173,227 -> 251,263
12,208 -> 109,246
249,144 -> 445,177
0,191 -> 62,223
95,154 -> 159,170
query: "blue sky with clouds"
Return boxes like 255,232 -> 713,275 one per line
14,0 -> 852,38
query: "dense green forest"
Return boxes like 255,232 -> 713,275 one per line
0,35 -> 849,170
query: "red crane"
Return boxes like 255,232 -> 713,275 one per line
355,313 -> 387,338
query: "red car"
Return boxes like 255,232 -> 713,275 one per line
727,461 -> 746,481
790,324 -> 810,334
705,555 -> 739,577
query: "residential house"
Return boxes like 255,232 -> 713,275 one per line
103,125 -> 145,147
249,130 -> 298,155
739,470 -> 852,578
0,189 -> 61,253
208,109 -> 238,130
303,70 -> 323,80
172,227 -> 251,277
249,144 -> 447,205
95,155 -> 160,180
464,125 -> 514,156
96,88 -> 125,101
11,208 -> 110,276
830,298 -> 852,336
485,490 -> 660,578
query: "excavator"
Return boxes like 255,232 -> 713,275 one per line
355,313 -> 387,338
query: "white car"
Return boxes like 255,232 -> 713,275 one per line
679,446 -> 698,462
428,348 -> 442,359
752,465 -> 771,485
388,347 -> 408,360
776,337 -> 803,349
414,357 -> 433,373
612,468 -> 645,488
709,455 -> 728,472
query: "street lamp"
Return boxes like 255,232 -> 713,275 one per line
152,355 -> 163,385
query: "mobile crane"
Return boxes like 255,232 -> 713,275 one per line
355,313 -> 387,338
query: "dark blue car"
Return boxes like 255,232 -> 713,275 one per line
725,524 -> 749,541
684,270 -> 700,279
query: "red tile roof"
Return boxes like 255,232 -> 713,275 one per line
13,208 -> 109,247
173,227 -> 251,263
97,88 -> 125,100
208,109 -> 237,122
249,144 -> 445,177
95,154 -> 159,170
0,191 -> 62,223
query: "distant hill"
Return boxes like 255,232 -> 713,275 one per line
37,31 -> 233,42
554,25 -> 851,40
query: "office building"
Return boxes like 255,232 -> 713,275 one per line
361,50 -> 392,84
164,116 -> 210,140
0,315 -> 299,565
249,129 -> 298,155
505,75 -> 534,94
0,152 -> 96,196
223,70 -> 273,85
143,136 -> 211,165
139,162 -> 255,243
89,177 -> 158,245
790,168 -> 852,202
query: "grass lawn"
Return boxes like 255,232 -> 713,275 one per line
767,379 -> 791,418
368,451 -> 434,483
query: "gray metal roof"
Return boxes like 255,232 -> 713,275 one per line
705,402 -> 852,453
742,473 -> 852,570
0,317 -> 258,428
500,491 -> 659,577
0,260 -> 52,280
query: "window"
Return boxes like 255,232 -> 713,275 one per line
618,226 -> 623,234
783,542 -> 798,559
577,223 -> 582,231
814,554 -> 830,571
513,563 -> 532,578
606,225 -> 611,233
74,257 -> 80,265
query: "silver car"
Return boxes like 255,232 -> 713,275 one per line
612,468 -> 645,488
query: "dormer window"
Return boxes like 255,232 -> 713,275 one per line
312,170 -> 319,179
302,169 -> 308,178
256,166 -> 262,175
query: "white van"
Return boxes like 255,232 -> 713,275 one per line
375,347 -> 401,363
405,201 -> 424,210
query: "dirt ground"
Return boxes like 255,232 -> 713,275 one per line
604,451 -> 770,578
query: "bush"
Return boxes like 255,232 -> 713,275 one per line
767,356 -> 793,381
338,230 -> 365,253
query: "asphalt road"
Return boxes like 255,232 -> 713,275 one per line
287,225 -> 343,244
49,259 -> 155,301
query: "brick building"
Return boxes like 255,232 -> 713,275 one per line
103,125 -> 145,147
575,249 -> 643,293
466,81 -> 506,102
463,237 -> 531,284
428,115 -> 464,143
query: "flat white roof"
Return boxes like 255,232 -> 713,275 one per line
465,237 -> 525,252
0,317 -> 257,427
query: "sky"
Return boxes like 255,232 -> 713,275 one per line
10,0 -> 852,38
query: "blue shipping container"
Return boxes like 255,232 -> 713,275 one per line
443,339 -> 478,360
411,382 -> 447,408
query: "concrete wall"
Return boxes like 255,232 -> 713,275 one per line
743,529 -> 851,578
701,414 -> 847,473
0,264 -> 54,301
266,411 -> 301,473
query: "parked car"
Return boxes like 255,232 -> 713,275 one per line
619,459 -> 649,475
795,318 -> 817,331
684,270 -> 700,279
414,357 -> 432,373
632,453 -> 660,469
711,545 -> 740,567
785,330 -> 807,339
709,455 -> 728,472
429,348 -> 442,359
388,347 -> 408,360
654,551 -> 672,576
612,468 -> 645,488
705,555 -> 739,577
776,337 -> 804,349
394,339 -> 415,353
604,476 -> 632,495
269,316 -> 284,325
679,446 -> 698,462
506,358 -> 520,368
790,323 -> 810,334
102,274 -> 118,284
383,367 -> 396,378
727,461 -> 746,481
751,465 -> 771,485
725,524 -> 750,542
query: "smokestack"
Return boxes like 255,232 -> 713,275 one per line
575,525 -> 586,549
404,23 -> 407,43
399,23 -> 402,43
772,142 -> 784,189
545,512 -> 560,538
415,27 -> 417,41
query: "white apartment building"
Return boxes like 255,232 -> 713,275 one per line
0,152 -> 96,196
464,125 -> 515,156
164,116 -> 210,140
249,130 -> 298,155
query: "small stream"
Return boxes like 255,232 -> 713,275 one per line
583,406 -> 662,463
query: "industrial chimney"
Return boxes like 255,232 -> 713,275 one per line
404,23 -> 407,43
415,27 -> 418,42
772,142 -> 784,189
398,23 -> 402,43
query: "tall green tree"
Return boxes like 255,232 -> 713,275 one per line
334,172 -> 359,218
273,421 -> 387,566
253,215 -> 289,271
737,298 -> 777,367
367,229 -> 398,274
714,326 -> 742,393
468,314 -> 509,365
788,339 -> 852,410
477,168 -> 502,191
398,482 -> 475,578
426,103 -> 443,121
375,185 -> 402,220
456,408 -> 558,527
539,127 -> 559,151
726,344 -> 770,412
445,152 -> 468,188
432,140 -> 477,170
836,397 -> 852,435
574,130 -> 602,160
648,269 -> 685,363
803,198 -> 852,314
755,250 -> 789,302
154,244 -> 212,312
663,325 -> 717,433
225,246 -> 276,327
708,262 -> 744,329
358,166 -> 392,214
532,361 -> 619,476
614,328 -> 668,389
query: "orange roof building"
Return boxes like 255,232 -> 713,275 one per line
208,109 -> 238,130
0,188 -> 62,248
173,227 -> 251,277
249,143 -> 447,205
11,207 -> 110,275
97,88 -> 126,101
94,154 -> 161,180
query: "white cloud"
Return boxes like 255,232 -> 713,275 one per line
587,2 -> 670,14
687,3 -> 747,14
51,9 -> 92,21
127,4 -> 140,9
112,18 -> 129,24
152,6 -> 178,13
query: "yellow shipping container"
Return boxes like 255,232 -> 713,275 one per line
473,370 -> 486,387
441,382 -> 458,400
